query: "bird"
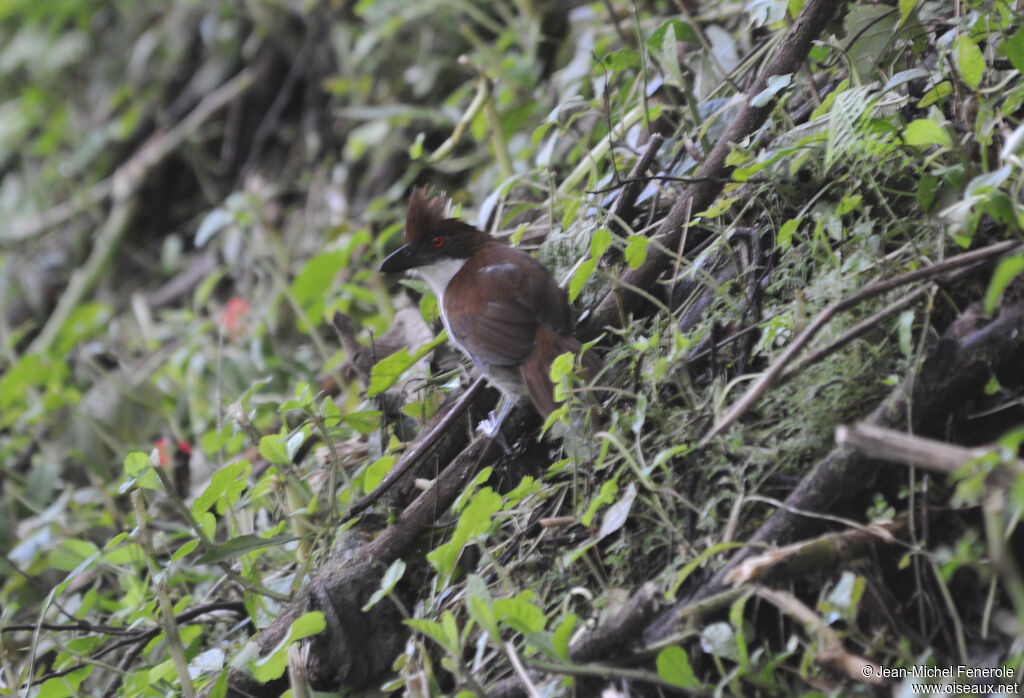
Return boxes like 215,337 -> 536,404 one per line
379,188 -> 596,435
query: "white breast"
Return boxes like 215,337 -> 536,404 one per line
411,257 -> 468,360
412,257 -> 467,301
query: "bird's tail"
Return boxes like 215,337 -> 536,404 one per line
519,325 -> 599,417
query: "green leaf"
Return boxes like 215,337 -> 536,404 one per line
441,609 -> 460,653
509,222 -> 529,246
402,395 -> 440,421
194,534 -> 298,565
844,4 -> 897,80
49,539 -> 100,572
569,257 -> 598,302
197,512 -> 216,539
811,78 -> 849,120
540,403 -> 569,436
777,217 -> 800,249
0,354 -> 48,410
898,0 -> 919,26
897,309 -> 915,358
590,227 -> 612,258
836,193 -> 862,215
123,451 -> 149,477
562,202 -> 582,236
363,558 -> 406,611
657,21 -> 686,88
149,659 -> 175,686
502,476 -> 541,507
290,250 -> 346,328
258,433 -> 290,465
121,449 -> 160,492
552,614 -> 577,661
342,410 -> 382,434
656,646 -> 699,688
102,542 -> 144,565
458,488 -> 502,538
426,488 -> 502,578
751,73 -> 792,107
38,667 -> 92,698
954,35 -> 985,89
903,119 -> 951,148
624,235 -> 648,269
321,395 -> 342,426
495,592 -> 546,634
549,350 -> 574,384
363,455 -> 396,493
918,80 -> 952,107
193,461 -> 251,516
55,302 -> 111,355
172,539 -> 200,561
406,617 -> 458,655
368,333 -> 446,397
984,375 -> 1002,396
699,196 -> 739,218
194,268 -> 226,306
603,48 -> 640,71
419,291 -> 439,323
207,669 -> 229,698
581,477 -> 618,527
728,593 -> 751,667
455,467 -> 493,511
280,382 -> 313,411
666,542 -> 744,599
408,132 -> 425,159
251,611 -> 325,682
201,424 -> 235,455
917,172 -> 940,211
532,120 -> 555,147
466,575 -> 501,641
470,108 -> 487,142
1005,27 -> 1024,74
646,19 -> 697,49
985,253 -> 1024,315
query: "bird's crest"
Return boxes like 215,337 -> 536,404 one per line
405,187 -> 450,244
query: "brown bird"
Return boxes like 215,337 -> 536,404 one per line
379,188 -> 595,434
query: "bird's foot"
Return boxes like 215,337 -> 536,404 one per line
477,403 -> 512,454
476,411 -> 502,438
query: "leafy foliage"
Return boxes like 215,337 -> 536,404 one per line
1,0 -> 1023,696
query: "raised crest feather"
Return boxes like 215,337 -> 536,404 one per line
404,187 -> 450,244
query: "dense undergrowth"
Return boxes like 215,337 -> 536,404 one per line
2,0 -> 1024,696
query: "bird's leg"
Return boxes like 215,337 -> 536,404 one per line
476,396 -> 511,437
477,396 -> 512,450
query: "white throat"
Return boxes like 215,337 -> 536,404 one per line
412,257 -> 468,301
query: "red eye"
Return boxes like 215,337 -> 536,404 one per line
431,235 -> 444,248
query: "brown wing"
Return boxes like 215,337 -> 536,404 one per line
445,243 -> 570,370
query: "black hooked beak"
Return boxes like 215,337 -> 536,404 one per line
379,244 -> 429,274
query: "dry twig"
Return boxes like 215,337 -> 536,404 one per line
754,587 -> 884,685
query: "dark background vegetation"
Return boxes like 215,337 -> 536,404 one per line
2,0 -> 1024,696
